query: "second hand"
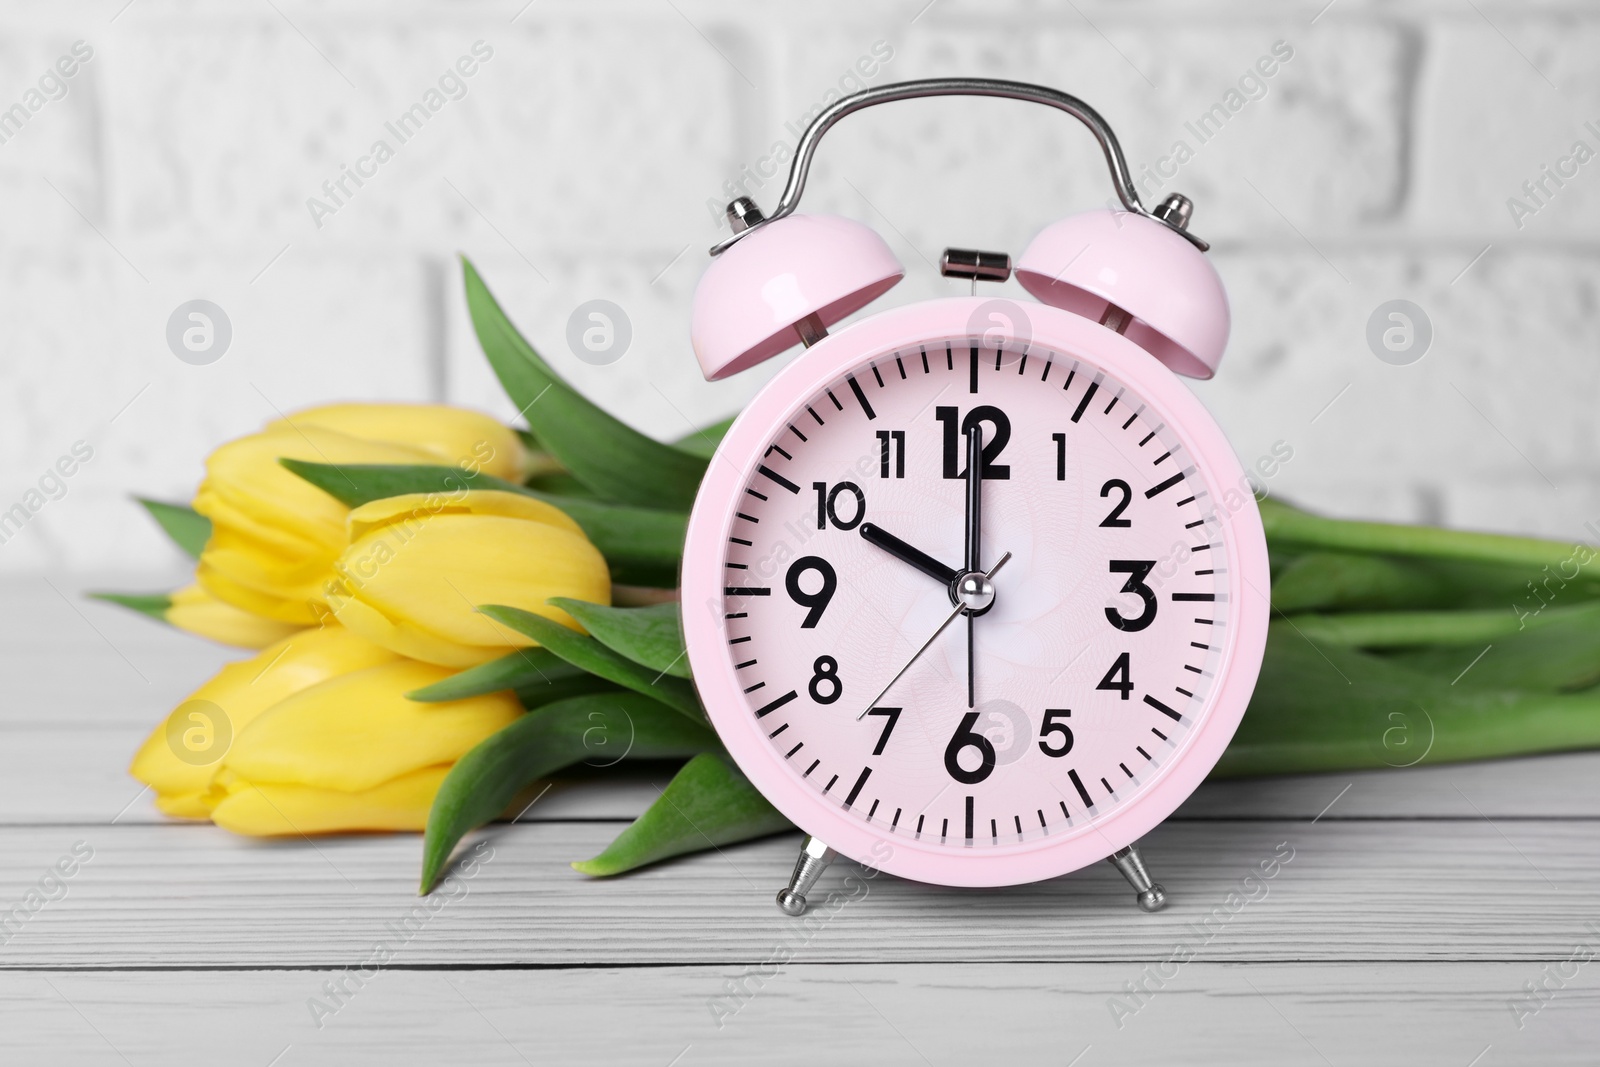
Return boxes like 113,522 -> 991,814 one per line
855,551 -> 1012,721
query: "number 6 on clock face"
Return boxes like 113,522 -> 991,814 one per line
683,298 -> 1268,890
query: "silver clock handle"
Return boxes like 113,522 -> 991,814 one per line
710,77 -> 1205,255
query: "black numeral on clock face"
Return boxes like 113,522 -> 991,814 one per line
1038,708 -> 1074,757
866,706 -> 901,755
936,405 -> 1011,479
876,430 -> 906,479
808,655 -> 841,704
785,556 -> 836,628
944,711 -> 997,784
1097,652 -> 1133,699
812,481 -> 865,530
1099,479 -> 1133,527
1106,560 -> 1158,632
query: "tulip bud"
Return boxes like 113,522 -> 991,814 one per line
268,403 -> 526,482
130,626 -> 402,817
193,426 -> 442,624
327,490 -> 611,667
164,582 -> 304,649
208,660 -> 522,835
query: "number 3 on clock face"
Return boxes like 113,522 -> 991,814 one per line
682,299 -> 1269,889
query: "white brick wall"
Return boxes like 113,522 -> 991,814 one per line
2,0 -> 1598,573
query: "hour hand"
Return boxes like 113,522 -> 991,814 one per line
859,522 -> 959,586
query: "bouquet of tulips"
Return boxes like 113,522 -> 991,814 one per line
104,258 -> 1600,894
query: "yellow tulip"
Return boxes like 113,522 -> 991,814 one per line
207,765 -> 452,836
164,582 -> 304,649
193,405 -> 527,626
208,660 -> 521,835
130,625 -> 402,818
193,426 -> 442,624
327,490 -> 611,667
267,403 -> 525,482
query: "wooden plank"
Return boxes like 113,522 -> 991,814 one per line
0,575 -> 235,728
0,819 -> 1593,968
1177,751 -> 1600,819
0,963 -> 1592,1066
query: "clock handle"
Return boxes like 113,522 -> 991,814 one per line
710,77 -> 1207,256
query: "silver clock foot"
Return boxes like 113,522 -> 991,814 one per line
775,835 -> 836,916
1108,845 -> 1168,913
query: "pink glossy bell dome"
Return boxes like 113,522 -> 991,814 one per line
691,214 -> 904,381
1016,209 -> 1229,379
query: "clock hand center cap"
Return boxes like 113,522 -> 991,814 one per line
952,571 -> 996,615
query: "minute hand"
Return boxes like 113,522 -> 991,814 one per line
965,423 -> 983,575
964,423 -> 983,708
855,552 -> 1011,722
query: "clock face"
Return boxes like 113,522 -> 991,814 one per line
683,300 -> 1267,884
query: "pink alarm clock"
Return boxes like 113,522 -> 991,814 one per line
681,79 -> 1269,915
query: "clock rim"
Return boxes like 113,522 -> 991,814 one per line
681,296 -> 1270,888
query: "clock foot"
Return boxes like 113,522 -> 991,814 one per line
775,835 -> 836,916
1108,845 -> 1168,913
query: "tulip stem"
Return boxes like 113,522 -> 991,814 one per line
1280,603 -> 1600,648
1262,498 -> 1597,573
612,585 -> 680,607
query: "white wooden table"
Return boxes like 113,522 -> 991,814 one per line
4,576 -> 1596,1065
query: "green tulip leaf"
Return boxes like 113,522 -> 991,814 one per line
672,415 -> 737,459
277,460 -> 686,588
1270,550 -> 1575,614
420,692 -> 719,893
1261,497 -> 1600,577
572,753 -> 792,877
478,605 -> 704,722
136,498 -> 211,560
461,257 -> 708,510
547,599 -> 689,679
278,456 -> 512,506
408,646 -> 589,703
1385,601 -> 1600,693
524,471 -> 600,498
89,591 -> 172,623
512,675 -> 625,711
1279,601 -> 1600,652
